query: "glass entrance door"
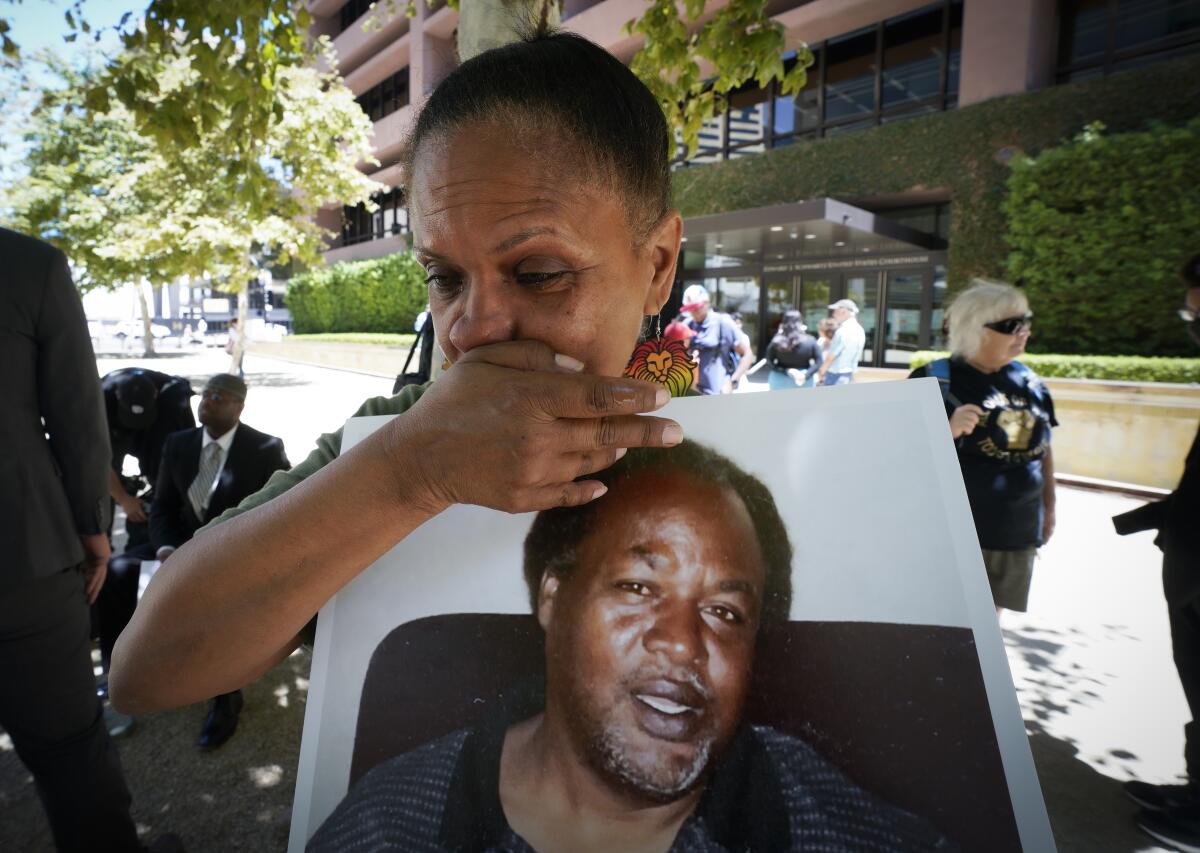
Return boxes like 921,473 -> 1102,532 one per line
799,276 -> 834,332
881,271 -> 924,367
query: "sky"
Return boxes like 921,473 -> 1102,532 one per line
4,0 -> 133,57
0,0 -> 139,185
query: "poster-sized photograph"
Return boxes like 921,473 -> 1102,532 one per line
289,379 -> 1054,852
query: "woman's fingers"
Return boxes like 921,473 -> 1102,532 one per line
559,414 -> 683,451
456,340 -> 585,373
570,447 -> 627,480
519,374 -> 668,420
528,479 -> 609,510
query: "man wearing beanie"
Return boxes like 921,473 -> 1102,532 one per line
145,374 -> 290,749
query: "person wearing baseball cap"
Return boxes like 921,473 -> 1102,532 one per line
816,299 -> 867,386
680,284 -> 753,394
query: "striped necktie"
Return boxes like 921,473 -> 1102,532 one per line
188,440 -> 223,521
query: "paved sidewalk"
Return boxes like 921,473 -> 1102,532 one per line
1007,486 -> 1184,852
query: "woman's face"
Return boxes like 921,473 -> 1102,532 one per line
409,124 -> 682,377
976,314 -> 1030,367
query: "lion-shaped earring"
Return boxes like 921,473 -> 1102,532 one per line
623,313 -> 694,398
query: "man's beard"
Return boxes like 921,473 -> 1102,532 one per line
586,721 -> 714,804
566,669 -> 719,804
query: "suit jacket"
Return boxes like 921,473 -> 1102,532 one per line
150,422 -> 290,550
1113,422 -> 1200,604
0,228 -> 111,585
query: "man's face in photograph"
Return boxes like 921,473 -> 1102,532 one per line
537,469 -> 766,803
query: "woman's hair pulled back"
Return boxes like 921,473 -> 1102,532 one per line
771,309 -> 807,352
402,32 -> 672,241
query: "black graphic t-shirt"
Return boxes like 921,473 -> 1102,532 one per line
910,358 -> 1057,550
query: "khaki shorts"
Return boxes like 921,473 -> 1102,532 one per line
982,548 -> 1037,611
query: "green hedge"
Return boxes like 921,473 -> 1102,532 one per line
910,351 -> 1200,384
671,53 -> 1200,319
286,252 -> 426,334
1004,120 -> 1200,357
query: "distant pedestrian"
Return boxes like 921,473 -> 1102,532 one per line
663,313 -> 696,345
0,227 -> 180,852
1115,253 -> 1200,851
807,317 -> 837,386
681,284 -> 753,395
767,310 -> 822,389
908,279 -> 1056,616
817,299 -> 866,385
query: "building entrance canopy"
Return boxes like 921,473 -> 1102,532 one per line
681,198 -> 945,271
676,198 -> 949,370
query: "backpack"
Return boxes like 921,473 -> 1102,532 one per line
717,313 -> 741,375
926,357 -> 1047,411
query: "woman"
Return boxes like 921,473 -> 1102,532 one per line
908,279 -> 1057,615
806,317 -> 837,387
766,309 -> 821,389
110,33 -> 686,713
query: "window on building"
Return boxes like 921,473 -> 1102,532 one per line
341,188 -> 409,247
355,69 -> 410,123
727,83 -> 771,156
675,0 -> 963,167
338,0 -> 374,34
1058,0 -> 1200,81
824,28 -> 877,124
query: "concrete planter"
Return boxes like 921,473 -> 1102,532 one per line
249,339 -> 411,379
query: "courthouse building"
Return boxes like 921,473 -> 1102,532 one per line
308,0 -> 1200,366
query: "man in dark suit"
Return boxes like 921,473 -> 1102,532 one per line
1118,254 -> 1200,851
150,373 -> 290,749
0,227 -> 178,851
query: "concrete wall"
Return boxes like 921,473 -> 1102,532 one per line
249,339 -> 412,378
1043,378 -> 1198,491
858,368 -> 1199,490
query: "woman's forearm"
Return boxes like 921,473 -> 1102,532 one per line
109,421 -> 438,714
1042,446 -> 1056,509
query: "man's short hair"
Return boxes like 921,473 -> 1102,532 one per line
522,441 -> 793,627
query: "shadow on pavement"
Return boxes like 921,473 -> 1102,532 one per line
1005,625 -> 1168,852
1030,730 -> 1161,852
0,649 -> 310,852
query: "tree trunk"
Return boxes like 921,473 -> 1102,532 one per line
457,0 -> 559,62
136,283 -> 156,357
229,285 -> 249,376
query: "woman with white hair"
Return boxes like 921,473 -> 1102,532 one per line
909,279 -> 1058,615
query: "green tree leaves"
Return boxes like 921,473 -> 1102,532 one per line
627,0 -> 812,157
1005,119 -> 1200,357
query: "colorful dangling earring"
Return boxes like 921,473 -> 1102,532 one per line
624,313 -> 694,398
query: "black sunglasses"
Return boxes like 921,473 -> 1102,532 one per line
984,313 -> 1033,335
